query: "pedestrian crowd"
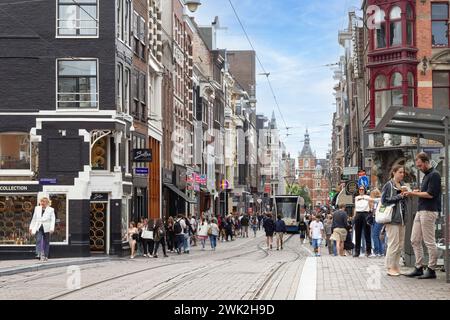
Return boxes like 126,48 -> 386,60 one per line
300,152 -> 442,280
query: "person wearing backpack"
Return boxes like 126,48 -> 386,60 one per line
153,219 -> 168,258
241,214 -> 249,238
174,214 -> 185,255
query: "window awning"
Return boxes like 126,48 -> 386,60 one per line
374,106 -> 450,144
164,183 -> 197,204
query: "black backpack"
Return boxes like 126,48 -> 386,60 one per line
174,220 -> 182,234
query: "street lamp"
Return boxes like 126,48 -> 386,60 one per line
184,0 -> 202,13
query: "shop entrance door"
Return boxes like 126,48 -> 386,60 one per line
89,199 -> 108,253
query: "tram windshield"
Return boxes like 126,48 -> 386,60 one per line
275,197 -> 298,220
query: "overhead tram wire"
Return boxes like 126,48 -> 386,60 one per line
0,0 -> 47,6
227,0 -> 288,132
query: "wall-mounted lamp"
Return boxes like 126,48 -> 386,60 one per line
420,0 -> 427,4
421,56 -> 429,75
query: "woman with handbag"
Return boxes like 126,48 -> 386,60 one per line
141,219 -> 154,257
380,164 -> 407,276
197,216 -> 209,250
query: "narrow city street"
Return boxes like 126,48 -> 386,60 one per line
0,232 -> 309,300
1,231 -> 449,300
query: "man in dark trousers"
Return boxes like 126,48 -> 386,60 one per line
405,152 -> 442,279
275,215 -> 287,250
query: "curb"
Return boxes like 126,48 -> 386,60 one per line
0,257 -> 119,277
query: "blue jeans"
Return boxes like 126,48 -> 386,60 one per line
209,235 -> 217,249
176,234 -> 184,253
183,233 -> 190,252
312,238 -> 321,249
36,226 -> 50,258
372,222 -> 384,255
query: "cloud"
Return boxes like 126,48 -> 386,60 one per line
193,0 -> 361,158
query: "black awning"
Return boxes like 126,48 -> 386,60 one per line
164,183 -> 197,204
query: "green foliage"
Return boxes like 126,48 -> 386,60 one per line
286,184 -> 311,206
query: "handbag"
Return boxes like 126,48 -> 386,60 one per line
375,181 -> 395,224
141,229 -> 153,240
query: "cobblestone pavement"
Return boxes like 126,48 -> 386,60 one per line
304,242 -> 450,300
0,231 -> 308,300
2,234 -> 448,300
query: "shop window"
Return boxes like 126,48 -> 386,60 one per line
433,71 -> 450,110
57,0 -> 98,37
374,9 -> 386,49
0,194 -> 66,245
121,197 -> 130,242
389,6 -> 402,46
91,136 -> 109,170
432,3 -> 449,47
0,133 -> 31,170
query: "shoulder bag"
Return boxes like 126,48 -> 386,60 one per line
375,181 -> 395,224
141,227 -> 154,240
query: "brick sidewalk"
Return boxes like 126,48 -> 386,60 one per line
316,255 -> 450,300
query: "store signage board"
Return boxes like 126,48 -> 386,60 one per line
132,149 -> 152,162
90,193 -> 109,202
343,167 -> 359,175
0,184 -> 41,193
345,181 -> 358,195
39,178 -> 57,185
135,168 -> 149,175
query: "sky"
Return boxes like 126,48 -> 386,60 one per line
192,0 -> 361,159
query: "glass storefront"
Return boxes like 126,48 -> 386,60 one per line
121,197 -> 129,242
0,194 -> 67,245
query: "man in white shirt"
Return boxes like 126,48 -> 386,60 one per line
309,214 -> 325,257
353,186 -> 373,257
29,197 -> 55,261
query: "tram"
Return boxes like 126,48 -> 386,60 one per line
272,195 -> 304,233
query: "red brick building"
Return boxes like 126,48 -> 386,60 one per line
297,131 -> 329,208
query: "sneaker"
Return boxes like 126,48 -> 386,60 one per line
164,255 -> 168,258
369,254 -> 377,258
143,254 -> 147,257
153,255 -> 158,258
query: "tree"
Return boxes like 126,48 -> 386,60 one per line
286,184 -> 312,206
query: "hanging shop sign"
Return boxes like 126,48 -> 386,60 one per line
132,149 -> 152,162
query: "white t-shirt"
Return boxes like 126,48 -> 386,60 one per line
355,195 -> 371,212
310,221 -> 324,239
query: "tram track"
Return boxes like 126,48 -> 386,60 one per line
249,234 -> 306,300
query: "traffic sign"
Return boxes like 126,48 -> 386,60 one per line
358,175 -> 369,188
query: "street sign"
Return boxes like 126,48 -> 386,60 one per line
345,181 -> 358,195
341,174 -> 350,181
358,175 -> 369,188
135,168 -> 149,175
39,178 -> 57,185
343,167 -> 359,175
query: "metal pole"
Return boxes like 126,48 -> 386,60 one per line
445,117 -> 449,283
